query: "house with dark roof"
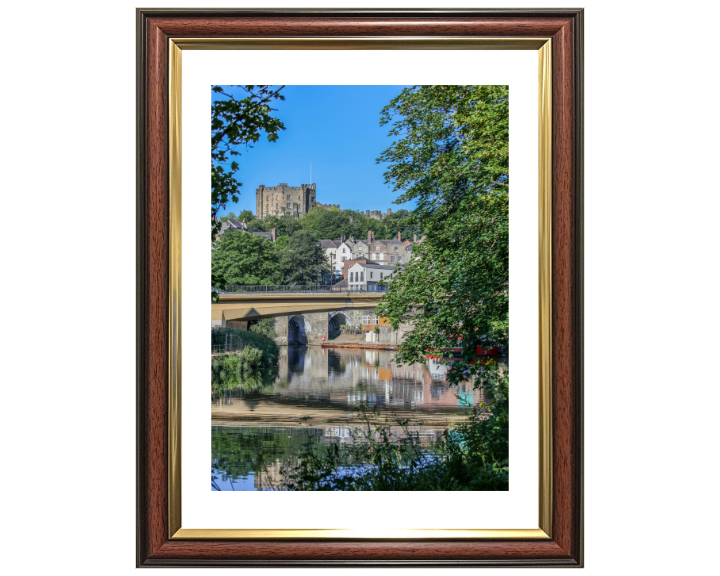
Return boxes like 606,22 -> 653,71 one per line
217,218 -> 277,242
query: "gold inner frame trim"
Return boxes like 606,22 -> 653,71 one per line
167,37 -> 552,540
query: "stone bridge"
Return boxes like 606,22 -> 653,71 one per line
211,292 -> 383,345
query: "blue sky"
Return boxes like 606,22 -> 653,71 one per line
213,85 -> 413,217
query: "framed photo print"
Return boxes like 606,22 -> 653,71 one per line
137,8 -> 583,567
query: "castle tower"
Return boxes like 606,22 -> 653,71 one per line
255,183 -> 317,218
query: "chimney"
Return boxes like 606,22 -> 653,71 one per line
271,227 -> 276,242
368,230 -> 373,243
397,232 -> 401,241
341,235 -> 346,243
413,234 -> 417,242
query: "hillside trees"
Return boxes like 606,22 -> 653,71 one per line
211,231 -> 284,287
212,229 -> 330,287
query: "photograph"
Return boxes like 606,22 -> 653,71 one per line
209,84 -> 509,491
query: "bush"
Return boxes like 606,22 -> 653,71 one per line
211,327 -> 279,367
211,327 -> 280,394
248,318 -> 277,340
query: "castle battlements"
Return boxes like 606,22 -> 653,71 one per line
256,182 -> 316,195
254,183 -> 390,220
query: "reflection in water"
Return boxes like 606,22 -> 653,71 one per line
211,346 -> 497,491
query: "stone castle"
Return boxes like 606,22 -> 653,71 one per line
255,183 -> 392,220
256,183 -> 317,218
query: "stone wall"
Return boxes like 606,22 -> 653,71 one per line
272,309 -> 374,346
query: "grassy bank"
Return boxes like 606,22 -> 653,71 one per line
211,328 -> 279,393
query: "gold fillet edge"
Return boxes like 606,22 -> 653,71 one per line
172,528 -> 550,540
166,37 -> 553,541
173,37 -> 549,50
168,39 -> 183,539
538,39 -> 553,537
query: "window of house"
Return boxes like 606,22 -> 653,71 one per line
399,256 -> 402,262
371,253 -> 376,260
287,203 -> 290,208
380,253 -> 384,261
394,246 -> 398,251
391,256 -> 395,263
287,195 -> 290,200
380,273 -> 384,280
370,272 -> 373,279
360,272 -> 364,281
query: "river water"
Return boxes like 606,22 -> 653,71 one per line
211,345 -> 486,491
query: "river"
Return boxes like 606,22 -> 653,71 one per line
211,345 -> 487,491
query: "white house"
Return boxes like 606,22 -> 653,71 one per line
347,262 -> 396,291
336,239 -> 356,275
320,239 -> 341,276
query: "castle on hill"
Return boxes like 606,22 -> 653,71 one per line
255,183 -> 392,220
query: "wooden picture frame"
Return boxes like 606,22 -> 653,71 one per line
137,8 -> 583,567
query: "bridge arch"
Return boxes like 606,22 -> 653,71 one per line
288,315 -> 308,345
328,312 -> 351,338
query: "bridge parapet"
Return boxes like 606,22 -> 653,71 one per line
214,284 -> 387,295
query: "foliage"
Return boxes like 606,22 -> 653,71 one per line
211,348 -> 265,390
281,230 -> 331,285
242,205 -> 424,246
211,85 -> 285,241
287,367 -> 509,491
373,85 -> 509,387
212,230 -> 285,286
210,327 -> 279,370
248,317 -> 277,340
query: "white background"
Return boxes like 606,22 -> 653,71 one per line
182,48 -> 539,530
1,0 -> 719,573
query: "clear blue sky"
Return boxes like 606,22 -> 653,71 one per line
213,85 -> 414,217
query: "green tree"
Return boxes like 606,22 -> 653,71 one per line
374,85 -> 509,386
281,230 -> 331,284
248,317 -> 277,340
299,206 -> 352,240
381,209 -> 425,241
211,85 -> 285,241
211,231 -> 284,286
237,210 -> 255,222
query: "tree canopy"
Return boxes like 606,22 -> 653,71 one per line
373,85 -> 509,386
281,230 -> 331,284
212,232 -> 284,286
245,205 -> 425,244
212,229 -> 329,287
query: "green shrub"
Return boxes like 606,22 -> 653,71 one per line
211,327 -> 280,394
211,327 -> 279,367
248,318 -> 277,340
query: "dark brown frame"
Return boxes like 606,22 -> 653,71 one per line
137,8 -> 583,567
